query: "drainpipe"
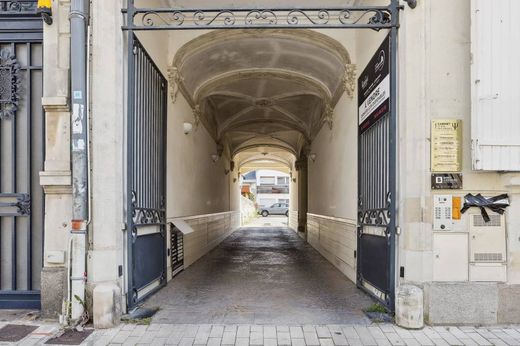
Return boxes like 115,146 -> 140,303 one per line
69,0 -> 89,323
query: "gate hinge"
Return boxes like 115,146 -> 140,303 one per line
396,226 -> 401,235
122,222 -> 127,231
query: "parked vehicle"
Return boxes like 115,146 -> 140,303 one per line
259,203 -> 289,217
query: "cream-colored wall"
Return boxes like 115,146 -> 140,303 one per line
135,30 -> 236,218
307,214 -> 357,282
397,0 -> 520,286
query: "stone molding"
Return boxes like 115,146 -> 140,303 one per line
42,96 -> 69,112
40,170 -> 72,194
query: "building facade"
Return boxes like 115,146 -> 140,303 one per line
0,0 -> 519,327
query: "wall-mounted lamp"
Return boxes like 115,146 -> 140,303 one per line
309,153 -> 317,162
183,122 -> 193,135
211,154 -> 220,163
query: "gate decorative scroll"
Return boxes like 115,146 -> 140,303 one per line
0,48 -> 20,120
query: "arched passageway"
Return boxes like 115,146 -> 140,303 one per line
131,26 -> 376,321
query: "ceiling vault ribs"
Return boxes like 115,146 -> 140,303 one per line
170,28 -> 354,166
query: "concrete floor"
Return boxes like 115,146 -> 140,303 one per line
144,227 -> 374,325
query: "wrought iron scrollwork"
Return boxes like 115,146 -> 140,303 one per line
358,192 -> 391,227
128,8 -> 394,30
0,0 -> 37,13
0,48 -> 21,121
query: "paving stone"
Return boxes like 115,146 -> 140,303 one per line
167,332 -> 184,345
410,330 -> 434,346
184,326 -> 200,338
376,338 -> 392,346
112,330 -> 132,343
235,337 -> 249,346
179,337 -> 195,346
465,332 -> 492,346
458,339 -> 477,346
503,329 -> 520,340
316,326 -> 331,338
473,329 -> 495,340
486,338 -> 508,346
222,331 -> 237,345
304,331 -> 320,346
303,325 -> 316,333
402,339 -> 421,346
194,327 -> 211,345
277,332 -> 291,345
369,326 -> 386,339
211,326 -> 225,338
292,339 -> 305,346
319,338 -> 334,346
290,326 -> 304,339
123,336 -> 141,345
264,326 -> 277,339
348,338 -> 365,346
448,328 -> 469,340
225,325 -> 237,332
152,338 -> 168,346
277,326 -> 290,332
140,331 -> 158,343
436,332 -> 463,346
430,338 -> 449,346
393,327 -> 414,340
148,324 -> 162,331
122,324 -> 136,331
207,337 -> 222,346
342,326 -> 360,339
331,332 -> 348,345
250,331 -> 263,345
385,332 -> 406,346
264,339 -> 278,346
251,326 -> 263,333
423,328 -> 442,340
355,326 -> 377,345
237,326 -> 250,338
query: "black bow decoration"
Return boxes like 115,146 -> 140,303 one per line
460,193 -> 509,222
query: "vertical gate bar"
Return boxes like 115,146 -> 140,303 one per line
10,42 -> 17,290
388,0 -> 399,310
126,0 -> 136,306
137,47 -> 142,209
26,42 -> 33,290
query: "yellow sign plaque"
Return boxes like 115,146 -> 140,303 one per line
431,119 -> 462,172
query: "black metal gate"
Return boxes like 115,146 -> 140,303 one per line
126,35 -> 167,309
0,1 -> 43,309
123,0 -> 400,311
357,33 -> 396,309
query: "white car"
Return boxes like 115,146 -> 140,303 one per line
258,203 -> 289,217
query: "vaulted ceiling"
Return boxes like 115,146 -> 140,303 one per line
170,29 -> 354,169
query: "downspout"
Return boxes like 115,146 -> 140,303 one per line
69,0 -> 89,323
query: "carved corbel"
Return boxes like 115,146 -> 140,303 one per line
323,104 -> 334,130
343,63 -> 357,98
168,66 -> 183,104
192,105 -> 201,128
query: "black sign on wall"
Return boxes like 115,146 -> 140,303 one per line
358,34 -> 391,134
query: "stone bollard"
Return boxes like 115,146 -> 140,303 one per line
396,285 -> 424,329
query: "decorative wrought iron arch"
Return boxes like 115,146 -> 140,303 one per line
122,4 -> 399,31
122,0 -> 401,312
